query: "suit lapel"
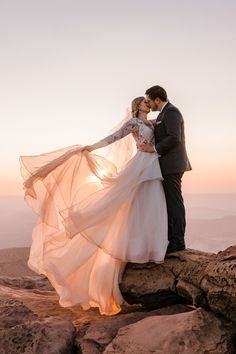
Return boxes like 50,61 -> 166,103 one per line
156,112 -> 163,123
156,102 -> 171,123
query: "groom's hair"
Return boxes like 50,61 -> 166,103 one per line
145,85 -> 167,101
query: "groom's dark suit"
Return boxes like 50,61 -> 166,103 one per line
154,102 -> 191,251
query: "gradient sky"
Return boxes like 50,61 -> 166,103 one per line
1,0 -> 236,195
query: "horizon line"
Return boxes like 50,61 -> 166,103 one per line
1,192 -> 236,198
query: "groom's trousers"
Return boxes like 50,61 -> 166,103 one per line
162,173 -> 186,249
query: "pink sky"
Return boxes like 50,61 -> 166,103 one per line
1,0 -> 236,195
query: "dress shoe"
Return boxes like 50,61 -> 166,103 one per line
166,245 -> 186,254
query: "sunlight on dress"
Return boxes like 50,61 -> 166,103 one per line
20,117 -> 168,315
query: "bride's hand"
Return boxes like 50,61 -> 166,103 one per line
81,145 -> 94,153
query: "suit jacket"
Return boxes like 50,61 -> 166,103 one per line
154,102 -> 192,175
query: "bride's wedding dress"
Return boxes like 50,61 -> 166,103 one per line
20,117 -> 168,315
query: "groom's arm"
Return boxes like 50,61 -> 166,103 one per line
138,109 -> 182,154
155,109 -> 182,155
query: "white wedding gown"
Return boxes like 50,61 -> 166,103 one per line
20,117 -> 168,315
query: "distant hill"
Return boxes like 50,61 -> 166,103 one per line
0,247 -> 36,276
186,215 -> 236,253
0,194 -> 235,253
184,193 -> 236,219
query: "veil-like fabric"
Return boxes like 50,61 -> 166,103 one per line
101,109 -> 136,172
19,110 -> 138,271
20,109 -> 135,194
20,111 -> 167,315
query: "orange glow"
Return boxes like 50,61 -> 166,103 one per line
1,165 -> 236,196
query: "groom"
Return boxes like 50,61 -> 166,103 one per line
138,85 -> 191,254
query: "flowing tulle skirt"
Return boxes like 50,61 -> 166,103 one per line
20,145 -> 168,315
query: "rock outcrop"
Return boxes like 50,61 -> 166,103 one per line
0,248 -> 36,277
0,246 -> 235,353
76,304 -> 192,354
104,308 -> 235,354
121,246 -> 236,324
0,297 -> 75,354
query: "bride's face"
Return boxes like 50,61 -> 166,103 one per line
139,99 -> 150,113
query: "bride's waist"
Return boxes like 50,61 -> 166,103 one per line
128,150 -> 160,168
125,151 -> 162,180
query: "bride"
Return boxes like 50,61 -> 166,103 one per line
20,96 -> 168,315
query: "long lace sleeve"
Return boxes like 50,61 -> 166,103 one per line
91,118 -> 139,150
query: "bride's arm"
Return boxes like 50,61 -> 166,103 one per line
82,119 -> 138,152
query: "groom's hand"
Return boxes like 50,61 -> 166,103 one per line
137,143 -> 156,153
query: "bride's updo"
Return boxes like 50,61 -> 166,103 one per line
131,96 -> 145,118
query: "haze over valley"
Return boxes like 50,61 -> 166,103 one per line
1,194 -> 235,253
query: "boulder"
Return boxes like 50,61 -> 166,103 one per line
104,308 -> 235,354
121,246 -> 236,324
0,297 -> 75,354
0,245 -> 235,353
76,304 -> 192,353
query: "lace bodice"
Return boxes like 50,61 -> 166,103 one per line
93,118 -> 155,150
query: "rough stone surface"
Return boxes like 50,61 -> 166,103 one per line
0,276 -> 101,353
0,248 -> 36,277
0,246 -> 235,353
76,304 -> 192,353
104,308 -> 235,354
121,246 -> 236,324
0,297 -> 75,354
0,318 -> 75,354
0,275 -> 53,291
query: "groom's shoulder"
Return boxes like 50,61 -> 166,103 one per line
165,102 -> 183,116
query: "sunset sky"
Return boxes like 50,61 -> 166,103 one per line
1,0 -> 236,195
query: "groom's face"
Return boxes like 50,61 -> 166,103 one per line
145,95 -> 159,111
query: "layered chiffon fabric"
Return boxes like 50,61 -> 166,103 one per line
20,119 -> 168,315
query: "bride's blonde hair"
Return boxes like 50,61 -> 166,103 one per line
131,96 -> 145,118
